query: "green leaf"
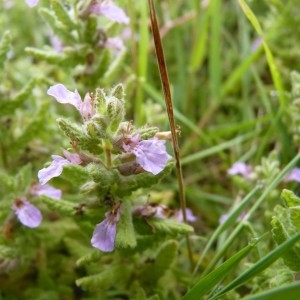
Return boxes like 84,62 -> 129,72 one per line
76,250 -> 103,267
242,282 -> 300,300
210,232 -> 300,299
182,239 -> 259,300
25,47 -> 67,64
40,196 -> 76,216
281,189 -> 300,207
39,8 -> 76,43
141,240 -> 178,285
0,31 -> 11,69
14,164 -> 32,194
0,171 -> 14,197
148,218 -> 194,236
60,164 -> 91,186
76,265 -> 129,291
271,210 -> 300,271
51,0 -> 75,29
115,200 -> 137,249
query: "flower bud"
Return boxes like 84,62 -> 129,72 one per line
95,88 -> 107,114
111,83 -> 124,101
106,96 -> 125,131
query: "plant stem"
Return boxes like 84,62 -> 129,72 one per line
148,0 -> 194,271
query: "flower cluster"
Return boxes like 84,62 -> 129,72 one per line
32,83 -> 173,252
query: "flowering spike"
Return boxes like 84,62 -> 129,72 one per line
13,198 -> 42,228
91,210 -> 120,252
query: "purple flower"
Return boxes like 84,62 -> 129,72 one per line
91,210 -> 120,252
174,208 -> 197,223
38,149 -> 82,185
25,0 -> 39,7
227,162 -> 252,179
103,37 -> 125,52
49,34 -> 63,53
30,183 -> 62,200
13,198 -> 42,228
219,211 -> 247,224
47,84 -> 94,118
123,134 -> 172,175
284,167 -> 300,182
90,1 -> 129,24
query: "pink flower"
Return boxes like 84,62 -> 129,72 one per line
90,1 -> 129,24
284,167 -> 300,182
123,134 -> 172,175
47,84 -> 94,118
91,210 -> 120,252
227,162 -> 252,179
38,149 -> 82,185
30,183 -> 62,200
25,0 -> 39,7
13,198 -> 42,228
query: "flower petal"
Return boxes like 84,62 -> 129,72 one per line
134,138 -> 171,175
62,149 -> 82,164
47,84 -> 82,110
284,167 -> 300,182
91,221 -> 116,252
25,0 -> 39,7
79,93 -> 94,118
90,2 -> 129,24
13,198 -> 42,228
38,155 -> 70,185
227,162 -> 252,178
91,211 -> 120,252
30,183 -> 62,200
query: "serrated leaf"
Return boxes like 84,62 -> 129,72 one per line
271,215 -> 300,271
155,240 -> 177,270
148,218 -> 194,236
76,266 -> 124,291
290,207 -> 300,228
39,8 -> 76,43
25,47 -> 67,64
76,250 -> 102,267
60,164 -> 91,185
115,200 -> 136,249
141,240 -> 178,284
40,195 -> 76,216
63,237 -> 89,258
281,189 -> 300,207
51,0 -> 75,29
